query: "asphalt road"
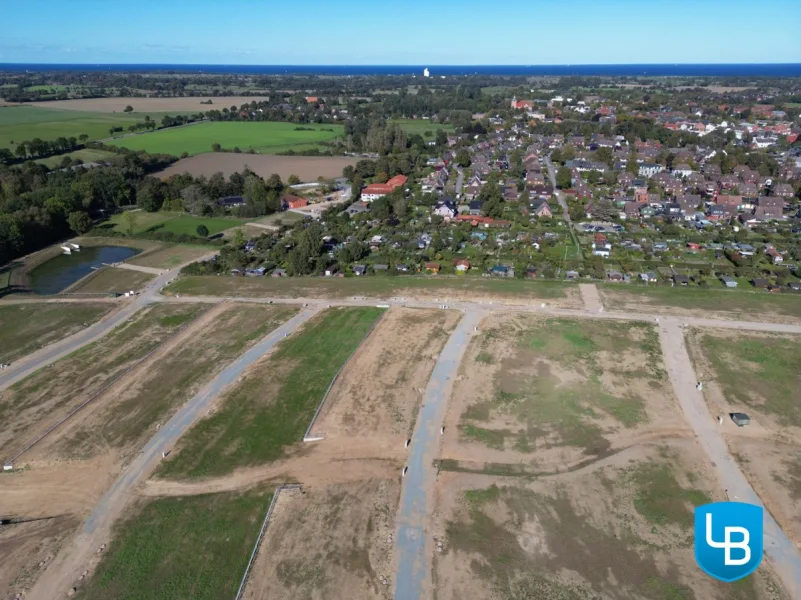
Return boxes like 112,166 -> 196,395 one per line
26,306 -> 319,600
454,167 -> 464,199
394,310 -> 482,600
660,320 -> 801,598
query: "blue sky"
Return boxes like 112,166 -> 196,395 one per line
1,0 -> 799,65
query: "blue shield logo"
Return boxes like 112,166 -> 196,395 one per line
695,502 -> 763,582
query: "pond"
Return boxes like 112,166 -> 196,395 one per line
28,246 -> 140,295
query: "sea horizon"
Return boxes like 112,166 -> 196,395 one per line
1,63 -> 801,77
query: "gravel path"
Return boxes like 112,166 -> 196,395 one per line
659,319 -> 801,598
393,310 -> 482,600
25,306 -> 319,600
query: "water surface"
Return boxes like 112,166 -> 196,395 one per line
29,246 -> 139,295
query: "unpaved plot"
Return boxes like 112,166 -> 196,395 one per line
31,303 -> 298,462
0,302 -> 112,364
155,154 -> 357,182
0,303 -> 204,460
686,328 -> 801,547
66,267 -> 154,294
441,313 -> 687,471
316,307 -> 461,441
243,479 -> 399,600
598,286 -> 801,324
579,282 -> 602,312
432,440 -> 789,600
0,456 -> 117,597
126,244 -> 212,270
22,96 -> 271,113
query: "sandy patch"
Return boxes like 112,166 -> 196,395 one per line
316,307 -> 462,443
155,154 -> 357,182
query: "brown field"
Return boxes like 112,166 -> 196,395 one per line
243,480 -> 400,600
126,245 -> 211,270
315,307 -> 462,441
432,313 -> 788,599
686,328 -> 801,548
154,154 -> 357,182
21,96 -> 271,113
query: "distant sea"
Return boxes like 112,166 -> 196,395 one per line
1,64 -> 801,77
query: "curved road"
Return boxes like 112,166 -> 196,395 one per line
26,306 -> 319,600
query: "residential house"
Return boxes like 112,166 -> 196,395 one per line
468,200 -> 484,216
218,195 -> 247,208
672,164 -> 693,178
454,259 -> 471,272
720,276 -> 738,288
424,262 -> 441,274
638,163 -> 664,178
529,199 -> 552,218
353,265 -> 367,276
433,198 -> 458,219
773,183 -> 795,198
765,247 -> 783,264
271,268 -> 287,277
673,274 -> 690,286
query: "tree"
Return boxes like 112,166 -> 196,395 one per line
556,166 -> 572,189
136,179 -> 165,212
78,133 -> 89,143
122,211 -> 138,235
211,143 -> 222,152
436,129 -> 448,146
67,211 -> 92,234
196,224 -> 209,237
123,105 -> 133,113
287,174 -> 300,186
371,197 -> 391,220
592,200 -> 619,222
456,148 -> 471,168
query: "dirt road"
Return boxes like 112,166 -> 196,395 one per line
659,319 -> 801,598
25,306 -> 318,600
393,310 -> 482,600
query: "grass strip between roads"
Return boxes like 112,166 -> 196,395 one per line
0,302 -> 112,363
74,487 -> 274,600
157,306 -> 385,479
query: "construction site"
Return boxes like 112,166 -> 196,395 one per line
1,273 -> 800,600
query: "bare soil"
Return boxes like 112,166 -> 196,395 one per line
154,153 -> 357,182
316,307 -> 462,442
432,441 -> 788,600
126,245 -> 211,270
21,96 -> 271,113
242,479 -> 400,600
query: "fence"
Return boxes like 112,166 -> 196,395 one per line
234,484 -> 303,600
302,308 -> 387,442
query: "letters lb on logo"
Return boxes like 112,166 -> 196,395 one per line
695,502 -> 763,582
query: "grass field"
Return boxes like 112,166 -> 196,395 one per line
104,211 -> 246,236
599,284 -> 801,322
107,121 -> 343,156
0,303 -> 204,457
388,118 -> 455,136
68,268 -> 154,294
35,148 -> 116,167
165,275 -> 579,305
127,245 -> 211,269
57,303 -> 298,457
0,106 -> 174,149
75,488 -> 272,600
0,302 -> 112,363
158,307 -> 384,479
693,331 -> 801,427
